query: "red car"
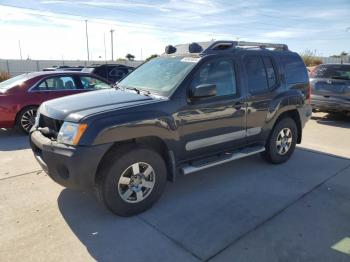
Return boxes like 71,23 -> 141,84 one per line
0,71 -> 111,133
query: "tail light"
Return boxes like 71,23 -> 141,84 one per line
306,82 -> 311,104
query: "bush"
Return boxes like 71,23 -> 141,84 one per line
301,50 -> 322,67
0,71 -> 10,82
145,54 -> 159,62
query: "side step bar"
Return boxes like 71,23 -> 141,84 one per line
181,146 -> 265,175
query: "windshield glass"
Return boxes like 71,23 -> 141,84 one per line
118,56 -> 199,96
0,74 -> 29,91
312,64 -> 350,80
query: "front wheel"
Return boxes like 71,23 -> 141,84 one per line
98,145 -> 167,216
261,117 -> 297,164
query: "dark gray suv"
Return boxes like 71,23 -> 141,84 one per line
30,41 -> 312,216
310,63 -> 350,114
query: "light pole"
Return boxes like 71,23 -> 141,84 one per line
18,40 -> 23,60
110,29 -> 115,61
85,20 -> 90,61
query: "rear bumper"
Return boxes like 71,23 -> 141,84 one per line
0,106 -> 17,128
298,103 -> 312,128
30,130 -> 112,191
311,95 -> 350,112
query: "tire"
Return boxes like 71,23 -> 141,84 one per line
261,117 -> 297,164
98,144 -> 167,216
17,106 -> 38,134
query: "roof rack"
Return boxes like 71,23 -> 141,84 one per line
206,41 -> 289,53
164,40 -> 289,55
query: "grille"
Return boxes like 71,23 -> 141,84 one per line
38,114 -> 63,134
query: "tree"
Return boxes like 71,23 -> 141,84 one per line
300,49 -> 322,67
125,53 -> 135,61
145,54 -> 159,62
330,51 -> 349,58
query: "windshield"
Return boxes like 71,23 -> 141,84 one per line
0,74 -> 29,91
118,56 -> 198,96
312,64 -> 350,80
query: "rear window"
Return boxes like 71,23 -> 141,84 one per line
312,64 -> 350,80
0,74 -> 29,92
282,54 -> 308,84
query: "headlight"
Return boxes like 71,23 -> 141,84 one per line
34,112 -> 40,128
57,122 -> 88,145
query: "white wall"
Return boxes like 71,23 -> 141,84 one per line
0,59 -> 143,77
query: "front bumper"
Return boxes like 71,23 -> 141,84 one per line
311,95 -> 350,112
30,130 -> 112,191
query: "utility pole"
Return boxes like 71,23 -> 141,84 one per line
85,20 -> 90,61
110,29 -> 115,61
140,48 -> 143,60
103,33 -> 107,62
18,40 -> 23,60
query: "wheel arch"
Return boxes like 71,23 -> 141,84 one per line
15,104 -> 39,123
272,109 -> 302,143
95,136 -> 176,188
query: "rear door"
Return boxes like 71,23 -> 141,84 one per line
242,53 -> 280,143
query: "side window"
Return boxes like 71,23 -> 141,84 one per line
36,76 -> 77,91
262,56 -> 277,88
191,59 -> 236,96
109,67 -> 127,78
243,55 -> 268,93
80,76 -> 110,89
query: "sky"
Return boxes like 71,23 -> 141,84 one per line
0,0 -> 349,61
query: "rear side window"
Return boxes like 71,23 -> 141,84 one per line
243,55 -> 269,93
262,57 -> 277,88
282,55 -> 308,84
312,64 -> 350,80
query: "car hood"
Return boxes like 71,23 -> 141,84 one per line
39,89 -> 158,122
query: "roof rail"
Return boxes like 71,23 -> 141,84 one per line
164,40 -> 289,55
234,41 -> 288,51
205,41 -> 288,53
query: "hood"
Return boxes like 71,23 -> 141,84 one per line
39,89 -> 157,122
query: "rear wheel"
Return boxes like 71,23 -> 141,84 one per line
261,117 -> 297,164
17,106 -> 38,134
98,144 -> 167,216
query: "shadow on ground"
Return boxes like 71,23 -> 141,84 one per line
57,148 -> 350,261
311,112 -> 350,128
0,128 -> 29,151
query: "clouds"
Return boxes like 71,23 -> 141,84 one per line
0,0 -> 349,59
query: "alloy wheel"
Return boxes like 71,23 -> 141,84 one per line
20,109 -> 37,132
276,128 -> 293,155
117,162 -> 156,203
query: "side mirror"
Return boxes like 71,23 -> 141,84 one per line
191,84 -> 216,99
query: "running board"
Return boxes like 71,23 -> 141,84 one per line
181,146 -> 265,175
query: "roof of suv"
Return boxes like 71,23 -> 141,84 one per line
163,40 -> 290,57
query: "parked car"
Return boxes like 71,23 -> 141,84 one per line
82,64 -> 134,84
0,71 -> 111,133
29,41 -> 312,216
310,63 -> 350,114
42,66 -> 84,71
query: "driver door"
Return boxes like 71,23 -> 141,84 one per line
176,57 -> 247,161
